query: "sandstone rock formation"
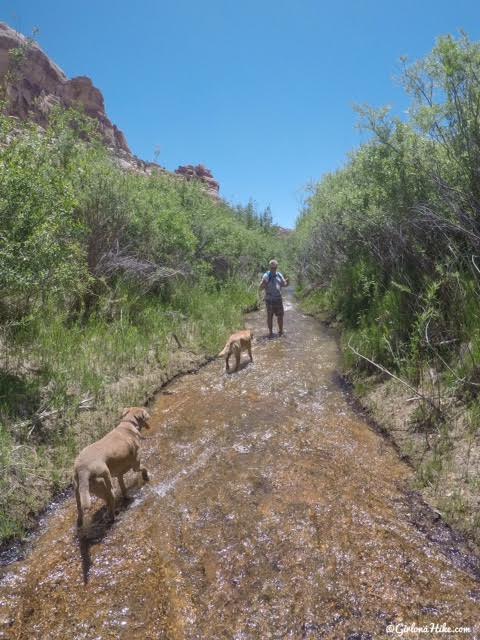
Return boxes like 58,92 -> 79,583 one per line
0,22 -> 221,194
0,23 -> 131,154
175,164 -> 220,198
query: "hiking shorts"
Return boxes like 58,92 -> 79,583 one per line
266,298 -> 284,317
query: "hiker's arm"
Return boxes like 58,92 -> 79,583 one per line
259,276 -> 267,290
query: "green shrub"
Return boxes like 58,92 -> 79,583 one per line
294,33 -> 480,385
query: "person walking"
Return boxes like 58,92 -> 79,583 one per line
260,259 -> 289,338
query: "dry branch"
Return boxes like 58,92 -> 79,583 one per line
347,336 -> 439,410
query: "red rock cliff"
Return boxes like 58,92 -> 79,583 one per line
0,22 -> 130,153
0,23 -> 221,195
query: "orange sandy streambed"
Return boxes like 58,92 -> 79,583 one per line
1,294 -> 479,639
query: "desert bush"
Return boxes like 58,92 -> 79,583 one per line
295,33 -> 480,383
0,101 -> 288,543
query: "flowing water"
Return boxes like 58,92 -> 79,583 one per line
1,294 -> 479,639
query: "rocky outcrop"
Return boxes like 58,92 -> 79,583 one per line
175,164 -> 220,198
0,23 -> 221,195
0,22 -> 130,154
113,147 -> 167,176
276,226 -> 293,236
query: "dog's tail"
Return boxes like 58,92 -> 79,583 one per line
218,343 -> 229,357
75,469 -> 91,512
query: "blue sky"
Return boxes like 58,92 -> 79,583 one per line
3,1 -> 480,228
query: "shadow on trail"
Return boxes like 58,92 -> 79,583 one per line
2,293 -> 480,638
256,333 -> 287,342
78,497 -> 134,584
225,360 -> 253,375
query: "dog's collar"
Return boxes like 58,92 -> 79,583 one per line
120,418 -> 141,429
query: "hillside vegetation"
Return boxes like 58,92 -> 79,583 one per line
0,105 -> 286,544
295,34 -> 480,543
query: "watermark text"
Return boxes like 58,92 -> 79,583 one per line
386,622 -> 472,636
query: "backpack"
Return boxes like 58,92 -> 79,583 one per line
267,271 -> 281,282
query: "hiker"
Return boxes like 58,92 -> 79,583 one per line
260,259 -> 289,338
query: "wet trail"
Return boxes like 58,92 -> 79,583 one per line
1,294 -> 479,639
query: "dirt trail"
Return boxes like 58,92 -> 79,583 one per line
1,294 -> 479,639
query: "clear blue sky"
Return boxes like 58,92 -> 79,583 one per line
3,0 -> 480,228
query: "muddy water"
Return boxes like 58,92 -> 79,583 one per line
1,294 -> 479,639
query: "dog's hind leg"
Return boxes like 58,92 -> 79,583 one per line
74,481 -> 83,527
234,346 -> 241,371
100,469 -> 115,522
248,342 -> 253,362
75,470 -> 91,528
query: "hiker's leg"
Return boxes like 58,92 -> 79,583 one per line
278,313 -> 284,336
267,308 -> 273,337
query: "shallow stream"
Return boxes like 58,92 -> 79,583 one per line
1,294 -> 479,639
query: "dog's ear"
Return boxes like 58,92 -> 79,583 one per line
121,408 -> 130,418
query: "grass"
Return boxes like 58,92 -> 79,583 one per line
296,289 -> 330,316
298,281 -> 480,547
0,279 -> 259,546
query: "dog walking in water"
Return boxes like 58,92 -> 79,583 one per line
219,329 -> 253,372
73,407 -> 150,527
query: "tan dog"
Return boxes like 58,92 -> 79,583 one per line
219,329 -> 253,372
73,407 -> 150,527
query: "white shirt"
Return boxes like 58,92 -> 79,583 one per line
262,271 -> 286,301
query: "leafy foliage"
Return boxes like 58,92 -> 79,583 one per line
295,33 -> 480,386
0,106 -> 283,318
0,101 -> 288,543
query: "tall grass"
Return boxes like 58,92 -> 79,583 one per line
294,34 -> 480,543
0,278 -> 259,543
0,101 -> 283,544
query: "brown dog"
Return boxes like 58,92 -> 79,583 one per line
219,329 -> 253,372
73,407 -> 150,527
